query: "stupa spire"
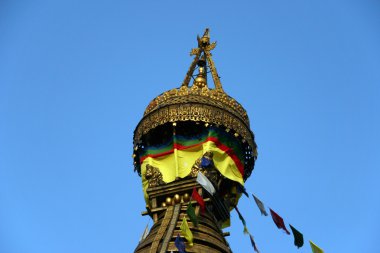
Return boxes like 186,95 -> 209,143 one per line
133,29 -> 257,252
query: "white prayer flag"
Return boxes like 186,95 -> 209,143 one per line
196,171 -> 216,195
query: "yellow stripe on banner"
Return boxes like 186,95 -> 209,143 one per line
141,140 -> 244,204
177,145 -> 204,178
141,155 -> 177,203
174,147 -> 179,178
203,141 -> 244,185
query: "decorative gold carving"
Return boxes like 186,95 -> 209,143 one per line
143,85 -> 249,123
190,151 -> 223,189
145,165 -> 166,188
159,204 -> 181,253
190,48 -> 201,56
149,205 -> 176,253
135,102 -> 254,149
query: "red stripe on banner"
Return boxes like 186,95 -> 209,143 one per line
140,149 -> 175,162
140,137 -> 244,176
206,137 -> 245,176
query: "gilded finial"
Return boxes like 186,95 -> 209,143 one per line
182,28 -> 224,92
198,28 -> 210,47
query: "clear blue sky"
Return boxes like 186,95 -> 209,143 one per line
1,1 -> 379,252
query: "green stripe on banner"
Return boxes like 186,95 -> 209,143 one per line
139,126 -> 245,170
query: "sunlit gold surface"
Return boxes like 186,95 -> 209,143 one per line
165,197 -> 172,206
183,193 -> 190,202
173,194 -> 181,204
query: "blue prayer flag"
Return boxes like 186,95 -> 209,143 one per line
175,234 -> 186,253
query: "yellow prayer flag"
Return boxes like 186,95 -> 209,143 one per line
310,240 -> 324,253
180,217 -> 193,246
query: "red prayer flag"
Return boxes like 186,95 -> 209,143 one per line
192,187 -> 206,213
269,208 -> 290,235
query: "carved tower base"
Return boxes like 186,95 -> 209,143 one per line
135,178 -> 233,253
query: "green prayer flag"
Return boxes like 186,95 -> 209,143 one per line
186,202 -> 198,226
289,224 -> 304,248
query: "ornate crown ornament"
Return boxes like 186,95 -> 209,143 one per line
133,29 -> 257,180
